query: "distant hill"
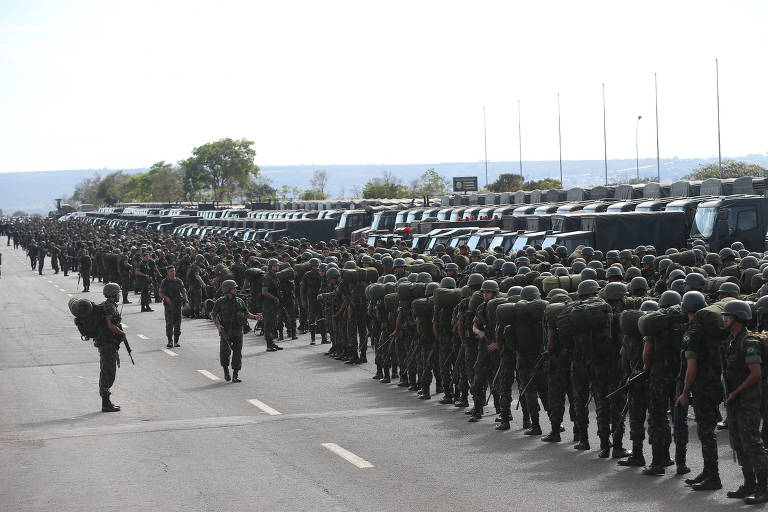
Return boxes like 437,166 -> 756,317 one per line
2,156 -> 767,214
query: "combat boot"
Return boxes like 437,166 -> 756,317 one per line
173,335 -> 180,348
522,409 -> 531,430
641,445 -> 665,475
379,367 -> 391,384
598,437 -> 612,458
455,393 -> 469,408
223,367 -> 231,381
345,353 -> 360,365
310,331 -> 316,346
745,470 -> 768,504
661,441 -> 674,466
101,395 -> 120,412
438,391 -> 454,405
321,334 -> 329,344
542,426 -> 562,443
524,413 -> 542,435
675,445 -> 690,475
727,466 -> 756,499
359,350 -> 367,364
692,462 -> 722,491
166,337 -> 173,349
495,409 -> 511,431
232,370 -> 241,383
468,404 -> 483,422
373,365 -> 383,380
418,384 -> 431,400
398,371 -> 410,387
611,436 -> 632,459
573,431 -> 590,451
618,440 -> 645,466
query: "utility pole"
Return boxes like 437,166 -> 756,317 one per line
602,83 -> 608,185
636,115 -> 642,179
716,58 -> 723,178
517,99 -> 523,177
655,73 -> 660,182
483,106 -> 488,187
558,92 -> 563,187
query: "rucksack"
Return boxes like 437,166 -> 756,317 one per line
71,299 -> 107,340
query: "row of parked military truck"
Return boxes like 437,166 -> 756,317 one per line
66,176 -> 768,254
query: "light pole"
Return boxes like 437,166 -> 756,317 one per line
635,115 -> 642,179
483,106 -> 488,187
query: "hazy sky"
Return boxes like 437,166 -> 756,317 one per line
1,0 -> 766,172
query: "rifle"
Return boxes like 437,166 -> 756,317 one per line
450,345 -> 465,384
376,333 -> 394,352
516,352 -> 548,410
216,315 -> 235,350
75,272 -> 81,292
121,334 -> 135,365
673,373 -> 684,443
606,369 -> 648,399
403,336 -> 420,370
485,363 -> 502,406
718,343 -> 737,462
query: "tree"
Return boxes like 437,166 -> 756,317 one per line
299,189 -> 327,200
522,178 -> 562,191
183,138 -> 260,201
242,175 -> 277,202
487,173 -> 523,193
683,160 -> 767,180
179,156 -> 208,201
310,170 -> 328,197
147,161 -> 183,203
412,168 -> 450,196
95,171 -> 129,205
72,173 -> 102,205
362,170 -> 409,199
350,185 -> 362,199
11,210 -> 28,217
0,208 -> 3,216
279,185 -> 301,201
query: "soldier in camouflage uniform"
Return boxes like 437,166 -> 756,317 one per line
261,259 -> 283,352
434,277 -> 458,405
468,279 -> 500,422
721,300 -> 768,504
542,290 -> 574,442
300,258 -> 323,345
159,265 -> 188,348
97,283 -> 126,412
211,280 -> 259,382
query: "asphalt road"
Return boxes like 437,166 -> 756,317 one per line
0,244 -> 750,511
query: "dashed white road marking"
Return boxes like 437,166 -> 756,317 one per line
162,348 -> 178,357
47,280 -> 52,283
121,323 -> 128,328
67,294 -> 73,297
321,443 -> 374,469
247,399 -> 282,416
136,334 -> 148,339
197,369 -> 221,381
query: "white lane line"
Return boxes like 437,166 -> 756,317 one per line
67,294 -> 73,297
47,280 -> 52,283
121,323 -> 128,328
59,289 -> 67,293
247,399 -> 282,416
197,369 -> 221,381
162,348 -> 178,357
136,334 -> 148,339
321,443 -> 374,469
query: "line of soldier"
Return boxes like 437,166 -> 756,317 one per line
8,216 -> 768,504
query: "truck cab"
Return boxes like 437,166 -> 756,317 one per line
688,195 -> 768,252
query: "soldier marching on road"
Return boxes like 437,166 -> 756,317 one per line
97,283 -> 127,412
210,280 -> 260,383
158,265 -> 189,348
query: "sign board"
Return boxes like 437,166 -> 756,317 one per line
453,176 -> 478,193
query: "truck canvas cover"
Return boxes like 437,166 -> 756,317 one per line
579,211 -> 687,253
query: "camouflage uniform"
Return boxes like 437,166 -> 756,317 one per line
159,276 -> 186,345
544,300 -> 576,437
96,300 -> 122,398
211,294 -> 248,372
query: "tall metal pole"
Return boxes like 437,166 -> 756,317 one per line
636,115 -> 642,179
483,106 -> 488,187
602,84 -> 608,185
557,92 -> 563,187
716,58 -> 723,177
517,99 -> 523,177
654,73 -> 660,182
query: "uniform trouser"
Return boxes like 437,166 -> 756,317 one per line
547,354 -> 575,428
263,303 -> 277,344
164,304 -> 182,341
138,280 -> 150,307
38,256 -> 45,274
51,257 -> 59,272
420,336 -> 436,390
189,287 -> 202,315
347,306 -> 367,354
376,323 -> 394,367
81,270 -> 90,290
731,393 -> 768,473
153,276 -> 161,301
299,302 -> 308,331
30,254 -> 36,268
98,343 -> 119,397
438,331 -> 456,397
517,353 -> 548,418
220,331 -> 243,370
283,301 -> 297,336
471,340 -> 499,410
648,375 -> 679,447
61,256 -> 68,275
498,348 -> 517,412
463,339 -> 478,395
622,377 -> 649,443
692,391 -> 721,469
120,273 -> 130,302
397,329 -> 411,376
307,301 -> 322,341
572,361 -> 614,442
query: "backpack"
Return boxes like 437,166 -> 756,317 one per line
71,299 -> 107,340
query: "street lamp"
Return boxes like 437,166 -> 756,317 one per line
635,115 -> 642,179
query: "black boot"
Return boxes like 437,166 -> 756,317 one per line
745,470 -> 768,504
438,392 -> 454,405
676,444 -> 691,475
522,409 -> 531,430
173,335 -> 180,348
310,332 -> 316,346
223,367 -> 231,381
692,462 -> 722,491
618,441 -> 645,467
398,372 -> 410,387
418,383 -> 431,400
455,394 -> 469,408
641,444 -> 665,475
524,413 -> 542,435
611,437 -> 632,459
727,466 -> 756,499
542,423 -> 562,442
232,370 -> 241,383
373,366 -> 383,380
166,337 -> 173,348
101,395 -> 120,412
380,367 -> 391,384
598,438 -> 612,458
574,431 -> 590,451
495,409 -> 511,431
685,470 -> 707,486
468,403 -> 483,422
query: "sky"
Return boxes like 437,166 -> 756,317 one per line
1,0 -> 766,173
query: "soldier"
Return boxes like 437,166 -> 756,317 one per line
135,251 -> 154,312
49,242 -> 59,274
210,280 -> 260,382
97,283 -> 127,412
434,277 -> 458,405
78,248 -> 91,292
676,291 -> 725,491
119,247 -> 133,304
37,242 -> 46,275
261,259 -> 283,352
187,254 -> 206,318
542,290 -> 574,442
468,279 -> 500,422
720,300 -> 768,504
301,258 -> 323,345
159,266 -> 188,348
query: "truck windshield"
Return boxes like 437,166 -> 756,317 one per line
489,235 -> 506,252
511,236 -> 529,253
370,213 -> 383,230
395,211 -> 408,224
665,205 -> 684,212
692,207 -> 718,237
337,213 -> 349,228
542,236 -> 558,248
467,234 -> 481,250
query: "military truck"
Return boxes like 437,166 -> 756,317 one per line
687,195 -> 768,252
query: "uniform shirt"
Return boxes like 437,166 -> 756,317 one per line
136,260 -> 152,285
187,263 -> 202,289
725,328 -> 762,400
211,295 -> 247,335
98,300 -> 123,345
159,277 -> 186,304
262,272 -> 279,300
119,254 -> 132,274
79,254 -> 92,271
301,271 -> 321,304
683,319 -> 726,397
